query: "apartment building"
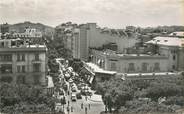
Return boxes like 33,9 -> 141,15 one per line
64,23 -> 139,61
146,37 -> 184,71
0,39 -> 47,85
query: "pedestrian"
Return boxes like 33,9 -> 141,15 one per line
88,104 -> 90,109
67,106 -> 70,113
85,107 -> 87,114
81,103 -> 83,109
85,96 -> 87,101
68,90 -> 70,95
71,106 -> 73,112
68,100 -> 70,106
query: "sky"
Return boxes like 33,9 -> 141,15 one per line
0,0 -> 184,28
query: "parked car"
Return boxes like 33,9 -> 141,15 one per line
71,83 -> 76,88
81,89 -> 92,96
71,94 -> 77,101
68,79 -> 73,83
71,87 -> 77,92
76,93 -> 82,99
85,91 -> 92,96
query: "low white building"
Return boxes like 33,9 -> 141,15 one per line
91,49 -> 169,73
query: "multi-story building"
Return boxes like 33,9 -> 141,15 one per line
90,49 -> 169,73
146,36 -> 184,71
64,23 -> 139,61
0,39 -> 47,85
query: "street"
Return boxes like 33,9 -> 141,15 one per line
64,93 -> 105,114
55,58 -> 105,114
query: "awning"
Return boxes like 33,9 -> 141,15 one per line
47,76 -> 54,88
80,66 -> 95,75
89,75 -> 94,84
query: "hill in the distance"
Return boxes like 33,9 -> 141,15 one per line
9,21 -> 54,35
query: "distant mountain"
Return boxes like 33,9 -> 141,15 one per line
9,21 -> 54,35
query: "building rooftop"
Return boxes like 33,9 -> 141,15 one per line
169,31 -> 184,37
0,44 -> 47,52
146,36 -> 184,47
120,72 -> 180,80
92,49 -> 167,59
86,62 -> 116,75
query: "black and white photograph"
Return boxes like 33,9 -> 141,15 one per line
0,0 -> 184,114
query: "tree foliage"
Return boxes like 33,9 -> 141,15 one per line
0,83 -> 55,113
99,78 -> 134,111
98,74 -> 184,113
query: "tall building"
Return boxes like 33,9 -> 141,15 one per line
0,23 -> 9,34
0,39 -> 47,85
65,23 -> 139,61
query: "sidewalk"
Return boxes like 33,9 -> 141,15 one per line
87,94 -> 103,102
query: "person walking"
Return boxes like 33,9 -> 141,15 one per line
88,104 -> 90,109
68,100 -> 70,106
81,103 -> 83,109
67,106 -> 70,114
71,106 -> 73,112
85,107 -> 87,114
85,95 -> 87,101
68,90 -> 70,95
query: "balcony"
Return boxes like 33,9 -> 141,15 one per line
32,59 -> 42,63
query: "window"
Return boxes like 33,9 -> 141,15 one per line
172,65 -> 175,70
17,54 -> 20,61
128,63 -> 135,72
0,64 -> 12,74
173,55 -> 176,60
0,54 -> 12,61
22,54 -> 25,61
33,63 -> 41,72
101,77 -> 105,82
17,66 -> 21,73
35,53 -> 39,61
17,54 -> 25,61
17,65 -> 26,73
110,62 -> 117,71
153,63 -> 160,72
22,66 -> 25,73
142,63 -> 148,72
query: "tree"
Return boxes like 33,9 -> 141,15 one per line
145,77 -> 184,101
99,78 -> 134,111
0,83 -> 55,113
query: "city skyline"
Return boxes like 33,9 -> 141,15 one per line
0,0 -> 184,28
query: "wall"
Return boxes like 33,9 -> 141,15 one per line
115,57 -> 168,73
79,25 -> 89,61
178,48 -> 184,71
91,50 -> 169,73
87,23 -> 139,53
159,46 -> 178,71
0,50 -> 46,85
